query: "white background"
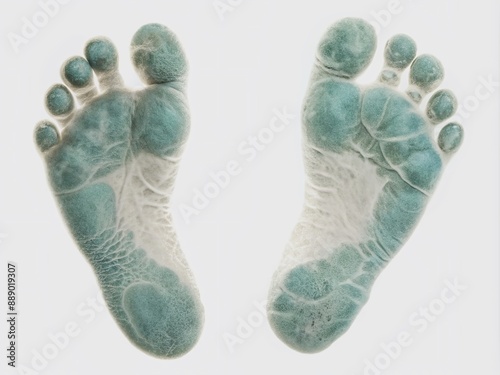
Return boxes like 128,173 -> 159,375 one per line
0,0 -> 499,374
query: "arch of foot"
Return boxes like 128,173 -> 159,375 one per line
57,183 -> 203,358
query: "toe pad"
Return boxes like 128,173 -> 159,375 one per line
35,121 -> 59,152
316,18 -> 376,78
384,34 -> 417,70
45,84 -> 74,117
62,56 -> 94,88
438,123 -> 463,153
426,90 -> 457,124
85,38 -> 119,73
409,54 -> 444,93
131,23 -> 187,84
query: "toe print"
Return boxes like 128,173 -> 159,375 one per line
438,122 -> 464,153
267,17 -> 464,353
61,56 -> 98,103
34,24 -> 203,358
34,120 -> 60,152
84,37 -> 123,89
45,84 -> 75,125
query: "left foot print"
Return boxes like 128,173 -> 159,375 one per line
267,17 -> 464,353
35,24 -> 203,358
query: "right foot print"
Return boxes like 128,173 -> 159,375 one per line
267,18 -> 464,353
34,24 -> 203,358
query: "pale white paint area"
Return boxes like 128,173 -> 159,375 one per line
271,141 -> 388,287
101,151 -> 197,288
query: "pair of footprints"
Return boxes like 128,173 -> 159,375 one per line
35,18 -> 464,358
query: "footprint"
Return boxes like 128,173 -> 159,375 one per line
267,18 -> 464,353
34,24 -> 203,358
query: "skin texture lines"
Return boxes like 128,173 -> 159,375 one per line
267,17 -> 463,354
35,23 -> 204,359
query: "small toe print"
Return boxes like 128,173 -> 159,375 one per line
409,54 -> 444,92
35,121 -> 59,152
62,56 -> 94,88
380,34 -> 416,86
85,37 -> 119,73
426,89 -> 458,124
438,123 -> 463,153
84,37 -> 123,89
384,34 -> 417,70
45,84 -> 74,117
